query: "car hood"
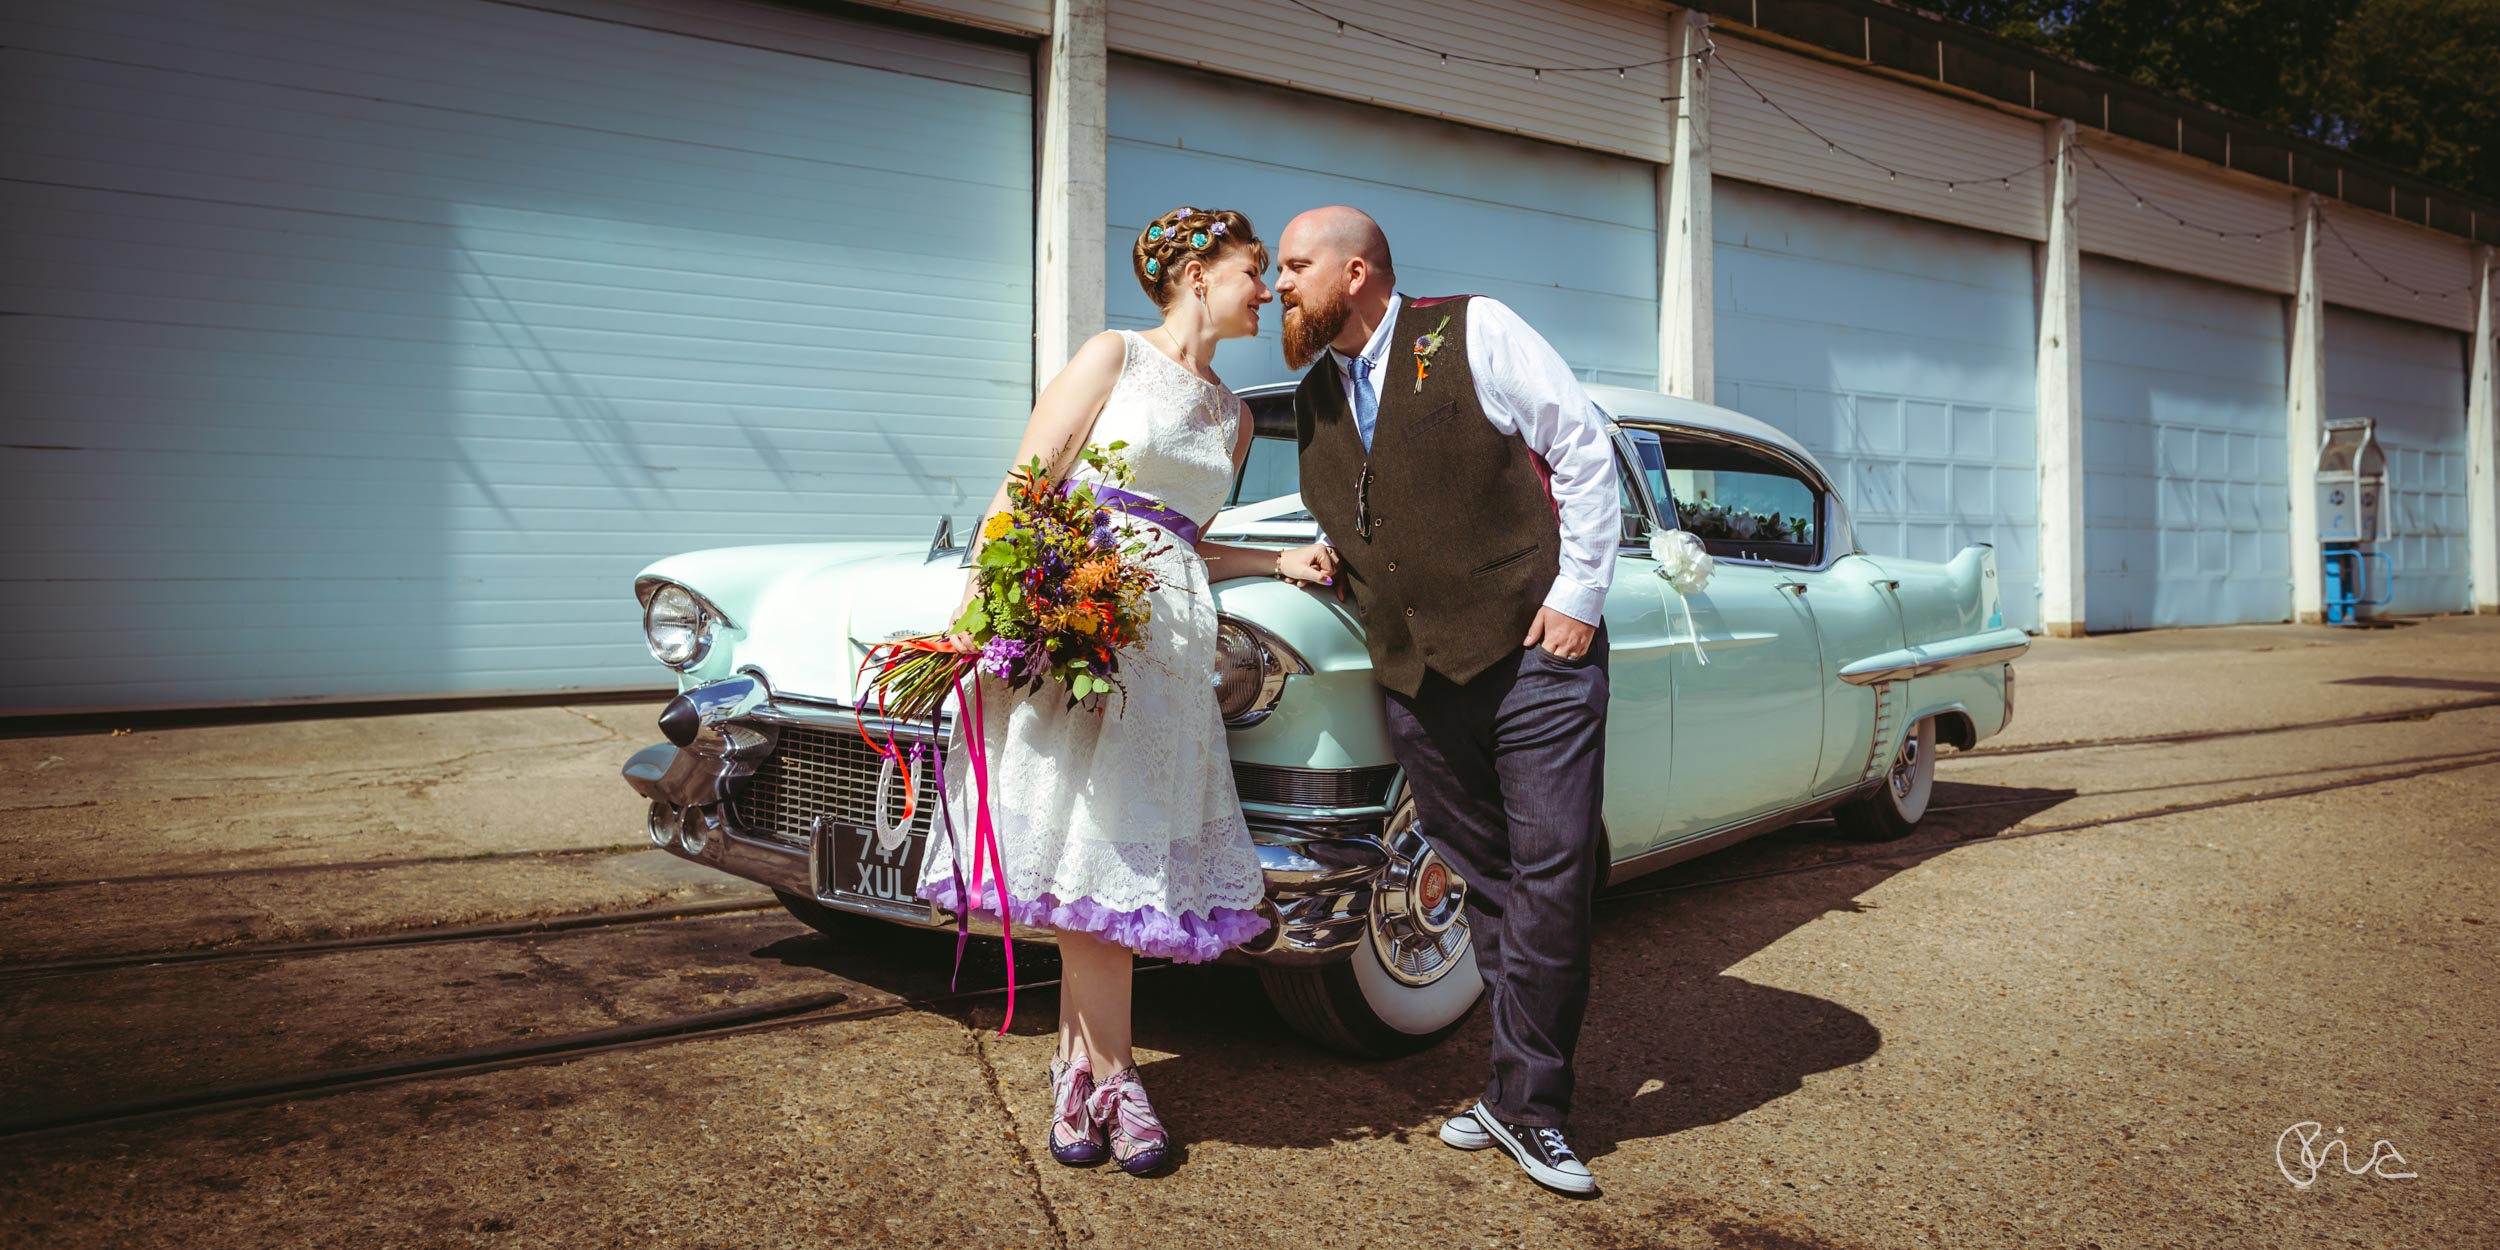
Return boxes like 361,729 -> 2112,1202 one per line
639,541 -> 958,704
1206,491 -> 1320,542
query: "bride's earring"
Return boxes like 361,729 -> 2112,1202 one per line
1195,284 -> 1210,319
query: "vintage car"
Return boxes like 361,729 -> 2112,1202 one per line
622,384 -> 2025,1056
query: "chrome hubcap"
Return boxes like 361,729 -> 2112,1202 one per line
1889,735 -> 1922,800
1369,808 -> 1471,987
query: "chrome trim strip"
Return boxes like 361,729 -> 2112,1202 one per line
1241,798 -> 1396,823
1838,628 -> 2033,686
1601,785 -> 1878,888
747,699 -> 954,739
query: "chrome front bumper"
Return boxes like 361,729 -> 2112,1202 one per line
625,677 -> 1400,965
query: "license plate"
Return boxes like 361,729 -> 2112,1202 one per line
816,822 -> 928,915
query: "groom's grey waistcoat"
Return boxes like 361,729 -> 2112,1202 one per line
1295,296 -> 1561,698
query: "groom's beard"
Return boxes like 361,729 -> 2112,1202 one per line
1281,291 -> 1348,370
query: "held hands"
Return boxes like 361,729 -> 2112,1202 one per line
1523,606 -> 1596,661
1275,543 -> 1339,588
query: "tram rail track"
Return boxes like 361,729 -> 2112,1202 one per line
0,965 -> 1142,1144
8,742 -> 2496,1144
8,708 -> 2496,984
0,897 -> 778,983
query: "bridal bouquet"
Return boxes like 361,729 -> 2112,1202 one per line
860,443 -> 1168,723
854,444 -> 1171,1037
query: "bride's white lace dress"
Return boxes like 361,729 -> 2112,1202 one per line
916,331 -> 1269,961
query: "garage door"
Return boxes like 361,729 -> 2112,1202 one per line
1714,181 -> 2041,630
2081,258 -> 2291,630
2325,306 -> 2472,616
0,0 -> 1034,713
1104,57 -> 1659,393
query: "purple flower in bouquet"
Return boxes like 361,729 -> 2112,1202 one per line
977,637 -> 1029,681
1089,513 -> 1120,551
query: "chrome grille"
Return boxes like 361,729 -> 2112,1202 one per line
731,723 -> 948,848
1232,763 -> 1398,809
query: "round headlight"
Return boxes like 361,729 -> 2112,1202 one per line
1212,619 -> 1273,723
643,583 -> 708,667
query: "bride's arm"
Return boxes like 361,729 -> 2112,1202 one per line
948,331 -> 1126,626
1194,398 -> 1333,585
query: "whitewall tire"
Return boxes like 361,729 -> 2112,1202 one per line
1258,795 -> 1484,1057
1834,715 -> 1937,842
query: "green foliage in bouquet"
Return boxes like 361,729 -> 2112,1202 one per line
862,443 -> 1169,722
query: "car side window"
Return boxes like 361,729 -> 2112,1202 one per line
1655,435 -> 1821,566
1230,434 -> 1300,507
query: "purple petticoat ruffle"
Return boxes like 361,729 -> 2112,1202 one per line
920,875 -> 1269,965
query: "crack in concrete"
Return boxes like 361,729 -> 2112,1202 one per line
968,1022 -> 1071,1250
557,706 -> 627,742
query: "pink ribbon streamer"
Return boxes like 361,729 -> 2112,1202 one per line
950,670 -> 1016,1035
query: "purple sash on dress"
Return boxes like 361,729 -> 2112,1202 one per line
1083,484 -> 1202,547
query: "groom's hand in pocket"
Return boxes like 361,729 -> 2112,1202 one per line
1524,607 -> 1596,661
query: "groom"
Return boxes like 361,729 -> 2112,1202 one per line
1275,206 -> 1619,1195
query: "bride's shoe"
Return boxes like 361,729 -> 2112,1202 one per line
1087,1067 -> 1172,1176
1047,1052 -> 1107,1166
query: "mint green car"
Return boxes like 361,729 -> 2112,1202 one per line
623,384 -> 2025,1056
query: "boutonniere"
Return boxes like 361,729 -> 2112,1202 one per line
1411,315 -> 1452,393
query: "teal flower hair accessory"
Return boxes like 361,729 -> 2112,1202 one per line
1190,231 -> 1210,248
1147,225 -> 1164,241
1144,258 -> 1160,276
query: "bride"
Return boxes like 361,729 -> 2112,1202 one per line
918,206 -> 1335,1176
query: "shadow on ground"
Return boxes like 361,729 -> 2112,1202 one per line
754,779 -> 2069,1163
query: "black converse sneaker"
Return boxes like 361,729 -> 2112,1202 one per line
1470,1101 -> 1597,1195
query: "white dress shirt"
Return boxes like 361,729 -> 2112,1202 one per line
1321,293 -> 1620,626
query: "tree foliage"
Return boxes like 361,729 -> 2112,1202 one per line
1934,0 -> 2500,200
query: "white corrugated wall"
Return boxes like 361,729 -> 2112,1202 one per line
1103,56 -> 1662,393
2074,140 -> 2298,295
1711,37 -> 2048,243
1107,0 -> 1677,163
2320,207 -> 2479,332
0,0 -> 1035,713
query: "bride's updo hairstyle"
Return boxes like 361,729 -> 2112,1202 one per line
1131,206 -> 1265,310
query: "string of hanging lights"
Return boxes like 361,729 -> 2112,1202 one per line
1281,0 -> 1695,77
1283,2 -> 2492,302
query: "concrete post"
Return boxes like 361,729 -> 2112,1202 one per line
2035,120 -> 2086,638
1658,9 -> 1712,403
1034,0 -> 1107,389
2470,246 -> 2499,613
2287,195 -> 2328,624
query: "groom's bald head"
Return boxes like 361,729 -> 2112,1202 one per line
1282,206 -> 1394,282
1277,206 -> 1396,367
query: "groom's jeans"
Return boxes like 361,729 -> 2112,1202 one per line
1383,624 -> 1608,1129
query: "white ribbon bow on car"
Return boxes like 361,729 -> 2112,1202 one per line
1648,529 -> 1715,665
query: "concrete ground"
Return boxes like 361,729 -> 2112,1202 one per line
2,616 -> 2495,1248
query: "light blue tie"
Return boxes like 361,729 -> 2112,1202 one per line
1349,352 -> 1380,451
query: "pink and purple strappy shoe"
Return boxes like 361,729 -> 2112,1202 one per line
1047,1051 -> 1108,1166
1086,1067 -> 1172,1176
